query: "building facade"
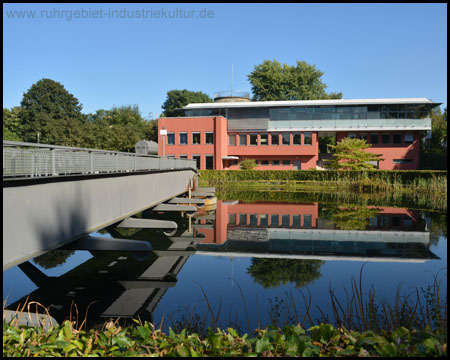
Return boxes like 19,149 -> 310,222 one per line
158,98 -> 440,170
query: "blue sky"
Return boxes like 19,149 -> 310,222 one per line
3,3 -> 447,119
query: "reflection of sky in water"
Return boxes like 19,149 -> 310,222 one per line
153,234 -> 446,332
3,204 -> 447,332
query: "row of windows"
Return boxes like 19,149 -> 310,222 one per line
169,154 -> 214,169
346,132 -> 414,145
270,106 -> 430,121
229,132 -> 313,146
167,132 -> 214,145
186,105 -> 431,120
229,213 -> 313,228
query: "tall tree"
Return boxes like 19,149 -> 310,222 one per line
161,89 -> 212,117
247,259 -> 324,289
324,138 -> 384,170
248,59 -> 342,101
19,78 -> 85,145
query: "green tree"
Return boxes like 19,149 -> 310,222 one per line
87,105 -> 149,152
3,107 -> 23,141
247,259 -> 324,289
324,138 -> 384,170
161,89 -> 212,117
321,205 -> 382,230
240,159 -> 257,170
248,59 -> 342,101
19,78 -> 85,145
430,107 -> 447,152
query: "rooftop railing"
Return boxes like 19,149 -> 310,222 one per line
3,141 -> 196,179
213,90 -> 250,99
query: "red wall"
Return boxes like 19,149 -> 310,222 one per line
158,116 -> 422,170
336,131 -> 420,170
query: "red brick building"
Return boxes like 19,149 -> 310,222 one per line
158,97 -> 439,170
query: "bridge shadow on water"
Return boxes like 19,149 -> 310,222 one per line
7,206 -> 194,330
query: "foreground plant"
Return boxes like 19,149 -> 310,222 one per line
3,319 -> 447,357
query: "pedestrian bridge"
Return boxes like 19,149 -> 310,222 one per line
3,141 -> 213,271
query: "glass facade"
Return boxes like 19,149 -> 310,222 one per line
268,104 -> 431,130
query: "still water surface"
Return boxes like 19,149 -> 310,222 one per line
3,192 -> 447,333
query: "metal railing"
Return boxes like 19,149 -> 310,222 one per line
213,90 -> 250,99
3,141 -> 196,179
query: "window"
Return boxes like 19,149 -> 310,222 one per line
369,217 -> 378,227
348,133 -> 357,139
260,214 -> 268,226
228,213 -> 236,225
250,214 -> 258,226
370,133 -> 379,144
272,160 -> 280,165
392,216 -> 401,227
260,133 -> 268,146
282,160 -> 290,165
192,132 -> 200,145
167,133 -> 175,145
239,213 -> 247,225
250,133 -> 258,146
271,133 -> 279,145
382,133 -> 390,144
393,133 -> 402,144
281,214 -> 290,227
179,132 -> 187,145
292,215 -> 301,228
229,134 -> 236,146
239,134 -> 247,146
304,132 -> 312,145
303,215 -> 312,228
293,133 -> 301,145
179,154 -> 188,159
393,159 -> 413,164
403,216 -> 413,228
360,133 -> 368,142
205,155 -> 214,169
282,133 -> 290,145
192,155 -> 200,169
261,160 -> 269,165
205,132 -> 214,144
270,214 -> 279,227
404,133 -> 413,144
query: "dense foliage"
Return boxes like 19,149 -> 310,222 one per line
324,138 -> 384,170
200,169 -> 447,183
3,79 -> 156,152
3,319 -> 446,357
239,158 -> 257,170
161,89 -> 212,117
248,59 -> 342,101
247,259 -> 324,288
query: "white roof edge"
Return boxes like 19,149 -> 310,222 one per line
184,98 -> 437,109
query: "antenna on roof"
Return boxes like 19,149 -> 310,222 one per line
231,63 -> 234,96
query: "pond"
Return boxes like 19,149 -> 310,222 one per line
3,189 -> 447,334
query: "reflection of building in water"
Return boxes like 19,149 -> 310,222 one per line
194,201 -> 437,263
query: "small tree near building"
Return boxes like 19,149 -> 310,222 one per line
240,159 -> 257,170
324,138 -> 383,170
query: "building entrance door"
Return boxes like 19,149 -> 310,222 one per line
293,160 -> 301,170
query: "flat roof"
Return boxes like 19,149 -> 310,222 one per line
184,98 -> 440,110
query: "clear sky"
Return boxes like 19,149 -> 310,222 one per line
3,3 -> 447,119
